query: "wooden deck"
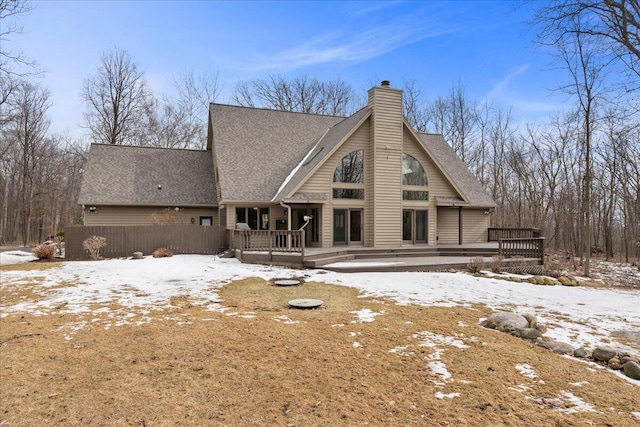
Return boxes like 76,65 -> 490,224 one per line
233,229 -> 545,273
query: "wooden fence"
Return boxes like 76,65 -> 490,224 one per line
488,227 -> 541,241
498,237 -> 545,264
65,225 -> 229,260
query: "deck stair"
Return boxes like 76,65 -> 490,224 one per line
302,245 -> 499,269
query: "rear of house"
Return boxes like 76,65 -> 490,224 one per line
79,82 -> 495,250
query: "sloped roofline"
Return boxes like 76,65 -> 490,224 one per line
401,120 -> 470,204
272,108 -> 372,201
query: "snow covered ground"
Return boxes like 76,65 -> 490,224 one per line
2,254 -> 639,356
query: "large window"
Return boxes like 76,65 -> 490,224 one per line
333,150 -> 364,199
402,153 -> 429,201
402,153 -> 428,186
334,150 -> 364,183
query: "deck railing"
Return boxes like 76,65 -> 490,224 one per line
233,230 -> 305,261
488,227 -> 541,242
498,237 -> 545,264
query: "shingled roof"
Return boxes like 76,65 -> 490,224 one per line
209,104 -> 344,201
418,133 -> 496,208
78,144 -> 217,206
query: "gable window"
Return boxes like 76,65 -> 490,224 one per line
334,150 -> 364,183
333,150 -> 365,199
402,153 -> 429,201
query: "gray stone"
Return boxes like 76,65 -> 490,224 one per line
621,355 -> 639,364
592,346 -> 618,362
522,313 -> 538,329
573,347 -> 588,358
132,251 -> 144,259
622,361 -> 640,380
538,340 -> 574,355
481,312 -> 529,333
512,328 -> 543,340
608,357 -> 622,370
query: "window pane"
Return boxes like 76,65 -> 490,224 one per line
334,150 -> 364,183
402,153 -> 428,186
403,190 -> 429,201
333,188 -> 364,199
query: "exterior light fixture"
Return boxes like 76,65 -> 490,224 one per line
89,206 -> 97,213
157,184 -> 163,190
174,207 -> 180,211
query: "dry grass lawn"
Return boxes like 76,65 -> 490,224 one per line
1,265 -> 639,426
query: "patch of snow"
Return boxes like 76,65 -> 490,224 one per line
569,381 -> 589,387
350,308 -> 384,323
416,331 -> 469,350
508,384 -> 531,393
0,250 -> 38,265
389,345 -> 414,356
557,391 -> 596,414
632,412 -> 640,420
427,361 -> 452,382
274,315 -> 299,324
515,364 -> 539,380
434,391 -> 459,399
353,341 -> 362,348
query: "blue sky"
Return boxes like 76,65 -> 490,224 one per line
9,0 -> 570,139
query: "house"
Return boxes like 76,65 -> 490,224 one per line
79,81 -> 496,249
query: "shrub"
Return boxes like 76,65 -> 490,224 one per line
152,247 -> 174,258
32,244 -> 57,260
467,257 -> 484,273
83,235 -> 107,260
491,255 -> 504,273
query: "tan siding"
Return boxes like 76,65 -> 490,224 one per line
403,128 -> 459,199
369,87 -> 403,247
462,209 -> 489,243
84,206 -> 218,226
297,119 -> 370,248
437,207 -> 459,244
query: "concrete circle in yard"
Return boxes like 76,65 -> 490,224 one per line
289,299 -> 323,309
275,279 -> 301,286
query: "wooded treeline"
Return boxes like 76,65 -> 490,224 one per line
1,0 -> 638,267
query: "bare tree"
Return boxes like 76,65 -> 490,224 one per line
534,0 -> 640,80
0,0 -> 40,127
232,74 -> 357,115
81,48 -> 153,145
2,81 -> 50,244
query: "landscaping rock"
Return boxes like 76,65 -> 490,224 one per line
538,340 -> 574,355
543,277 -> 556,286
481,312 -> 529,333
608,357 -> 622,370
592,346 -> 618,362
558,276 -> 577,286
522,313 -> 538,329
621,355 -> 639,364
511,277 -> 522,283
511,328 -> 543,340
132,251 -> 144,260
573,347 -> 587,358
622,361 -> 640,380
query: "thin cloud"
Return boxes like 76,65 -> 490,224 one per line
244,16 -> 458,72
485,64 -> 530,101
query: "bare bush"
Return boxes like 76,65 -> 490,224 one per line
83,235 -> 107,260
467,257 -> 484,273
32,244 -> 56,259
152,247 -> 173,258
491,255 -> 504,273
150,208 -> 186,225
